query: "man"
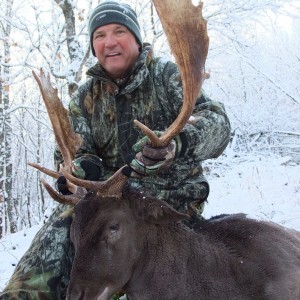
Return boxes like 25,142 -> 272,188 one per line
0,1 -> 231,299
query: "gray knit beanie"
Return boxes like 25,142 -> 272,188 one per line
88,1 -> 142,56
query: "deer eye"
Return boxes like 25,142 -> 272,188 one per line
109,223 -> 119,233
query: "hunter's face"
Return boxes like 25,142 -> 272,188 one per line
93,24 -> 140,80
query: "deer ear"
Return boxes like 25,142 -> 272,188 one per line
128,190 -> 189,224
146,200 -> 190,224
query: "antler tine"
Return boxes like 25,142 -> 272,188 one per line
29,161 -> 79,196
32,69 -> 83,173
135,0 -> 209,147
60,166 -> 128,197
41,179 -> 80,206
28,162 -> 61,179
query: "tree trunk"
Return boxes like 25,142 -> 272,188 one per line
0,0 -> 16,237
54,0 -> 90,97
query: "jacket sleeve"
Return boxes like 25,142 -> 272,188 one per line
54,79 -> 98,169
162,61 -> 231,161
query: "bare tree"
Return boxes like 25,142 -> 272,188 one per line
0,0 -> 15,236
53,0 -> 92,96
203,0 -> 300,160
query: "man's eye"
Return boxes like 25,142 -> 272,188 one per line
94,34 -> 104,39
116,30 -> 125,35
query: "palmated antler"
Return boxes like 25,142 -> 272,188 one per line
30,69 -> 84,204
135,0 -> 209,147
31,69 -> 83,173
30,69 -> 128,200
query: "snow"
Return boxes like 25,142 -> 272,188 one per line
0,224 -> 41,291
204,154 -> 300,230
0,154 -> 299,291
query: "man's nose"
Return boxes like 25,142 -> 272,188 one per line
105,35 -> 117,47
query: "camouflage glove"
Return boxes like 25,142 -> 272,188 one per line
56,175 -> 73,195
56,155 -> 103,194
71,155 -> 103,180
122,131 -> 180,178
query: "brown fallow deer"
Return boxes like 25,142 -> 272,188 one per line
30,0 -> 300,299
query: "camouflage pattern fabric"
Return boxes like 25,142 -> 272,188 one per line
1,43 -> 230,299
0,204 -> 73,300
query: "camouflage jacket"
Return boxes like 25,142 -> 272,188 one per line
55,44 -> 231,208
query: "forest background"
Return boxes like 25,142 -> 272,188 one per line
0,0 -> 299,238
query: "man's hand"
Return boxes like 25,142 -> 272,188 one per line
130,141 -> 176,177
71,156 -> 102,181
56,155 -> 103,194
122,132 -> 177,178
56,175 -> 73,195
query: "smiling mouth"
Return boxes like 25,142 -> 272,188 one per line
106,53 -> 121,58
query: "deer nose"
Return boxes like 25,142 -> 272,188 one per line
96,286 -> 111,300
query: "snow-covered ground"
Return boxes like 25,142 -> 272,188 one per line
204,154 -> 300,230
0,154 -> 299,291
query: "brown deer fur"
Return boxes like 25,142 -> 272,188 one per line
66,187 -> 300,300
